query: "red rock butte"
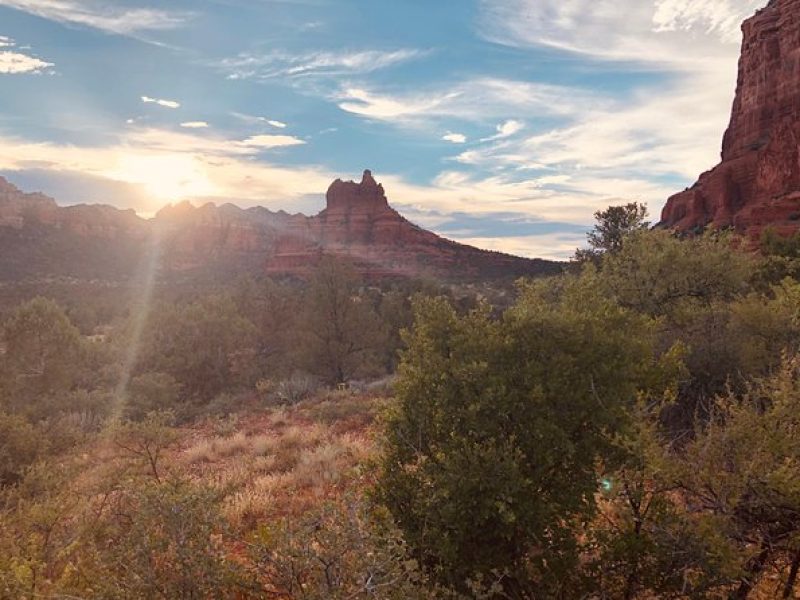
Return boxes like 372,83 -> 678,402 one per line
660,0 -> 800,239
262,169 -> 555,279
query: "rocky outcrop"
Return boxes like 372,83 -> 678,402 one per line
660,0 -> 800,239
264,170 -> 556,279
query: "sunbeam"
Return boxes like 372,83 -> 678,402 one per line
107,222 -> 164,423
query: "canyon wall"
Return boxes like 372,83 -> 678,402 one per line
660,0 -> 800,239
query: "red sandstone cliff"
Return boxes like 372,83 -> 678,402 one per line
264,170 -> 551,279
660,0 -> 800,238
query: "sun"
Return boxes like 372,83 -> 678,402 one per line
109,153 -> 218,202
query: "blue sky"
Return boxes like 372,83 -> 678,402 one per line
0,0 -> 764,259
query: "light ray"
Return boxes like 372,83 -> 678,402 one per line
107,222 -> 164,423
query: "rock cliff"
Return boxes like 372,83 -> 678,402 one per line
660,0 -> 800,239
265,170 -> 551,279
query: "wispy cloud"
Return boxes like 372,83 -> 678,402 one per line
336,78 -> 600,123
0,35 -> 52,74
461,0 -> 761,220
180,121 -> 209,129
141,95 -> 181,109
231,113 -> 288,128
0,0 -> 191,35
652,0 -> 758,43
478,0 -> 760,69
220,48 -> 424,80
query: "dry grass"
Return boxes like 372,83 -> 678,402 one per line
176,392 -> 380,530
183,431 -> 280,464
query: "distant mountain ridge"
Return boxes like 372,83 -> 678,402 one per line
0,171 -> 560,282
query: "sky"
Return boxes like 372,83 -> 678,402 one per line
0,0 -> 766,260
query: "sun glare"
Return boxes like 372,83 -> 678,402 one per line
109,153 -> 218,202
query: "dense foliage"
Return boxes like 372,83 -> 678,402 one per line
2,211 -> 800,598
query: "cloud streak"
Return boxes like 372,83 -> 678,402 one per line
0,0 -> 191,35
141,96 -> 181,109
220,48 -> 424,80
240,134 -> 306,149
336,78 -> 598,123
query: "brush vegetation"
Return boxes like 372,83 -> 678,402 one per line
2,209 -> 800,598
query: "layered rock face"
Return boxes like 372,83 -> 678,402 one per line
660,0 -> 800,238
265,170 -> 551,279
0,171 -> 559,281
0,176 -> 146,239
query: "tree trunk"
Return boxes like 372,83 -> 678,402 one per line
783,549 -> 800,599
730,544 -> 770,600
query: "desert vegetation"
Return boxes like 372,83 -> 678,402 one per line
2,208 -> 800,598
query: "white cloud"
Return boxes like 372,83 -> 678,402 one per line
266,120 -> 287,129
0,36 -> 52,74
118,128 -> 304,157
220,48 -> 424,80
482,119 -> 524,141
180,121 -> 209,129
240,134 -> 306,149
141,96 -> 181,109
442,132 -> 467,144
0,51 -> 52,73
0,0 -> 190,35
